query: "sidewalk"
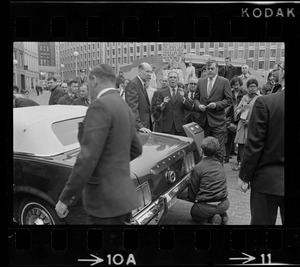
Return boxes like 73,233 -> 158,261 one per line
28,89 -> 50,105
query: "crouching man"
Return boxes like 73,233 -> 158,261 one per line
188,136 -> 230,225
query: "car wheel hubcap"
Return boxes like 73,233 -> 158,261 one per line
22,205 -> 54,225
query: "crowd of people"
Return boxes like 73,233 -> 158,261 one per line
13,58 -> 285,226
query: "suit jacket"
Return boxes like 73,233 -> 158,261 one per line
125,76 -> 152,130
219,64 -> 236,81
75,74 -> 89,87
72,97 -> 90,106
194,76 -> 232,127
59,90 -> 143,218
48,85 -> 65,105
58,94 -> 77,105
151,87 -> 192,134
184,91 -> 200,123
239,90 -> 284,196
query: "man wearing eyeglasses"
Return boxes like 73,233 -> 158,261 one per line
185,77 -> 200,123
194,59 -> 232,164
239,64 -> 255,93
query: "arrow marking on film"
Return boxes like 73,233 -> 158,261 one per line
230,252 -> 256,264
78,254 -> 104,266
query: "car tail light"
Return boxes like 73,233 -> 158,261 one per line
132,182 -> 152,216
184,152 -> 195,173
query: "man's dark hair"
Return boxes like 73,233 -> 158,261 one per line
206,58 -> 218,68
230,76 -> 243,87
247,78 -> 258,88
47,77 -> 57,82
67,79 -> 78,87
90,64 -> 116,84
225,57 -> 231,61
201,136 -> 220,157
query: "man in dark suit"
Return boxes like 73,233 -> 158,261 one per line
238,83 -> 284,224
57,79 -> 78,105
194,58 -> 232,163
125,62 -> 153,133
47,77 -> 65,105
219,57 -> 236,82
55,64 -> 143,225
151,71 -> 191,136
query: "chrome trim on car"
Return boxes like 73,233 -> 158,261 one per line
131,172 -> 191,225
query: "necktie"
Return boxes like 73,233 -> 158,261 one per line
172,88 -> 176,100
143,83 -> 149,102
207,78 -> 213,96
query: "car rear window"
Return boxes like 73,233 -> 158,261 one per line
51,117 -> 84,146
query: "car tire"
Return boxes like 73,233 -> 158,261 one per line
18,197 -> 64,225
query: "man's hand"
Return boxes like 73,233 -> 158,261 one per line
198,104 -> 206,112
206,102 -> 216,109
139,127 -> 151,133
237,177 -> 249,193
163,96 -> 171,103
55,200 -> 69,218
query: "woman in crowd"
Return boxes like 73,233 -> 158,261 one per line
233,78 -> 261,171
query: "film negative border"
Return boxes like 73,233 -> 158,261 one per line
10,2 -> 299,41
8,1 -> 300,266
8,227 -> 300,265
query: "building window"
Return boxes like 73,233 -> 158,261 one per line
228,42 -> 234,48
199,52 -> 204,56
200,42 -> 204,48
191,42 -> 196,49
269,61 -> 276,69
124,57 -> 127,63
218,42 -> 224,48
258,61 -> 264,69
112,49 -> 115,56
218,51 -> 224,57
124,47 -> 127,54
238,42 -> 244,48
248,42 -> 254,47
228,50 -> 233,58
143,54 -> 147,58
238,50 -> 244,59
150,45 -> 154,52
118,48 -> 121,55
260,42 -> 266,47
118,57 -> 121,64
281,48 -> 285,57
130,47 -> 133,54
248,50 -> 254,58
209,51 -> 214,57
259,50 -> 265,58
107,50 -> 110,56
209,42 -> 214,48
137,46 -> 140,53
136,55 -> 140,60
270,49 -> 276,58
143,46 -> 147,53
130,56 -> 133,63
158,44 -> 162,51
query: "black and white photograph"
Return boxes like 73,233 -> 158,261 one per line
13,41 -> 285,226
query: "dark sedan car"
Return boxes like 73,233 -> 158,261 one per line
13,105 -> 200,225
